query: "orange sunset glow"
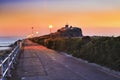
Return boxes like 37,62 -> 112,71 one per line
0,0 -> 120,37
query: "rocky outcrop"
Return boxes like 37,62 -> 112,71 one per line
52,24 -> 83,38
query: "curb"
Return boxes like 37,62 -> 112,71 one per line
60,52 -> 120,79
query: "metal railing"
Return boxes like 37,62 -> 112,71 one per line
0,41 -> 23,80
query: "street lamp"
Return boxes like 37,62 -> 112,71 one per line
31,27 -> 34,37
36,31 -> 39,37
36,31 -> 38,34
49,25 -> 53,34
49,25 -> 53,38
31,34 -> 34,37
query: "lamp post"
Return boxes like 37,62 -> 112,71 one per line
49,25 -> 53,33
36,31 -> 39,37
49,25 -> 53,38
31,27 -> 34,37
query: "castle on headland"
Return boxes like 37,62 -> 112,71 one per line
52,24 -> 83,38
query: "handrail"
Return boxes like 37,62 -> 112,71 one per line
0,41 -> 23,80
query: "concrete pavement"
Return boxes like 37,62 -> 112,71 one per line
16,40 -> 120,80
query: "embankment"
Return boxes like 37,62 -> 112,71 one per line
30,36 -> 120,71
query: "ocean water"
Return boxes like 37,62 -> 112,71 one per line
0,37 -> 23,50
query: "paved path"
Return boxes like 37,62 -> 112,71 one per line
16,40 -> 120,80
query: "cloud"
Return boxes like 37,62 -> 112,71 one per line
0,0 -> 120,13
45,0 -> 120,12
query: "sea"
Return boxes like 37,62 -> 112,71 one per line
0,37 -> 23,50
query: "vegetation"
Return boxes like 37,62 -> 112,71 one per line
30,36 -> 120,71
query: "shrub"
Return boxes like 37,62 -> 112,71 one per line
30,36 -> 120,71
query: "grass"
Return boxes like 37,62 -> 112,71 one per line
30,36 -> 120,71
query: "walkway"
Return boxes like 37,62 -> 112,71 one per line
16,40 -> 120,80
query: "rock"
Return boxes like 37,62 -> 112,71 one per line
52,25 -> 83,38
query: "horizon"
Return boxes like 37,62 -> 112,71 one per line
0,0 -> 120,37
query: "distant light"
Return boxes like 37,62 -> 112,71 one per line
26,34 -> 31,38
36,32 -> 39,34
49,25 -> 53,28
26,34 -> 34,38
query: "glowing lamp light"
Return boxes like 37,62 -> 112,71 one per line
49,25 -> 53,29
49,25 -> 53,38
36,31 -> 39,34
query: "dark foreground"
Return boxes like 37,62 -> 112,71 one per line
14,40 -> 120,80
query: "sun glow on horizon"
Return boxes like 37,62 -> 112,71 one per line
0,0 -> 120,37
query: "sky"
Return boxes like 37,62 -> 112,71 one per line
0,0 -> 120,37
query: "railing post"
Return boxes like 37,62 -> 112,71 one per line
20,41 -> 22,49
14,43 -> 20,64
0,63 -> 2,80
13,52 -> 17,65
11,53 -> 15,70
1,64 -> 4,80
7,57 -> 11,78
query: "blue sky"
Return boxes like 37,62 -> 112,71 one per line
0,0 -> 36,3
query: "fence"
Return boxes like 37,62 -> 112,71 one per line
0,41 -> 23,80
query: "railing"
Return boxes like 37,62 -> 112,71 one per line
0,41 -> 23,80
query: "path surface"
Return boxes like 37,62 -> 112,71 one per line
16,40 -> 120,80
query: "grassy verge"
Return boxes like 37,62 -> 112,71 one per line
30,36 -> 120,71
